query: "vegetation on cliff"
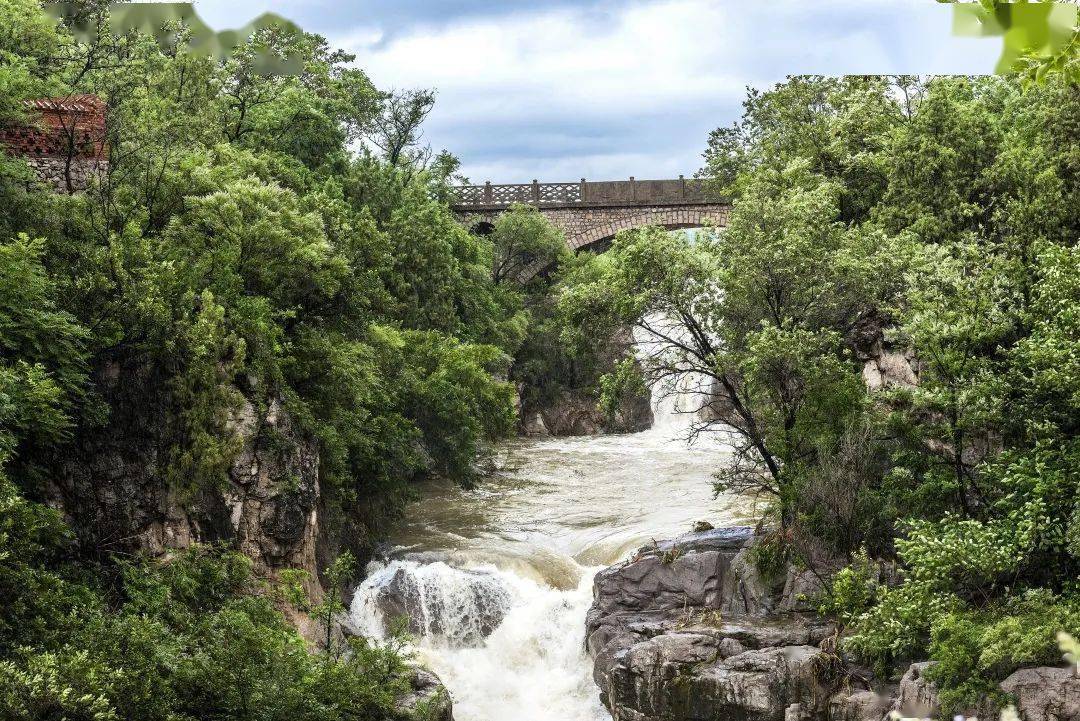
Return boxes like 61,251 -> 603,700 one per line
0,476 -> 412,719
0,1 -> 569,716
564,74 -> 1080,713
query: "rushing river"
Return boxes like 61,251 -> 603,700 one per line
351,387 -> 752,721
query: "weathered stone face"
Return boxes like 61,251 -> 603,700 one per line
47,359 -> 323,594
585,526 -> 844,721
1000,666 -> 1080,721
224,397 -> 322,579
21,156 -> 107,193
517,325 -> 653,437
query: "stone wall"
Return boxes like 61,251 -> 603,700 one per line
23,156 -> 107,193
458,202 -> 730,252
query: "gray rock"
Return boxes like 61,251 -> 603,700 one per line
723,545 -> 777,616
48,361 -> 324,588
862,351 -> 918,392
891,662 -> 940,720
521,326 -> 653,436
652,525 -> 757,554
521,411 -> 550,437
588,525 -> 840,721
367,565 -> 511,645
591,526 -> 758,622
779,567 -> 827,613
828,688 -> 895,721
601,640 -> 831,721
536,386 -> 652,436
1000,666 -> 1080,721
395,666 -> 454,721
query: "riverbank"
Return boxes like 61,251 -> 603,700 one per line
585,526 -> 1080,721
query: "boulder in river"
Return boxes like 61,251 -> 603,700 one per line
586,526 -> 846,721
395,666 -> 455,721
356,561 -> 513,646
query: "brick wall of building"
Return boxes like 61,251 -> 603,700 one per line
0,95 -> 108,192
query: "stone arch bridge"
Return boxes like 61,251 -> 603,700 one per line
451,177 -> 730,252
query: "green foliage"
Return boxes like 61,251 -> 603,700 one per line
846,441 -> 1080,668
488,204 -> 571,286
924,592 -> 1080,716
747,529 -> 795,584
945,1 -> 1079,82
511,250 -> 644,426
1060,631 -> 1080,671
695,74 -> 1080,707
0,7 -> 533,719
818,551 -> 879,629
315,551 -> 357,655
0,0 -> 61,123
598,358 -> 648,421
0,469 -> 413,720
561,151 -> 914,539
0,234 -> 90,478
0,4 -> 522,513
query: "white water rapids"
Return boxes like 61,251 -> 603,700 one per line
351,379 -> 751,721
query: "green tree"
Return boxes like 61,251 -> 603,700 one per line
488,203 -> 570,286
562,161 -> 912,540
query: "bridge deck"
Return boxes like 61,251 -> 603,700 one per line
451,177 -> 723,210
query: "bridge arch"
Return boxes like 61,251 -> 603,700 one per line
566,206 -> 728,252
452,178 -> 730,255
470,220 -> 496,236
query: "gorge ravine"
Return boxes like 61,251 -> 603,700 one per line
350,386 -> 752,721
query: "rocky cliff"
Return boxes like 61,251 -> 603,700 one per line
518,326 -> 654,437
521,387 -> 653,437
42,359 -> 456,719
44,360 -> 328,596
586,526 -> 844,721
587,527 -> 1080,721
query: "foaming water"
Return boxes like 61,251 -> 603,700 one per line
354,559 -> 604,721
350,394 -> 751,721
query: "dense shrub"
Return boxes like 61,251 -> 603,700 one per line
0,473 -> 412,720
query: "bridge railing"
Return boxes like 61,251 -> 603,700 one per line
451,177 -> 717,209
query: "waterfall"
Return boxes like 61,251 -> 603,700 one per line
349,282 -> 746,721
352,561 -> 513,646
635,313 -> 712,437
350,560 -> 608,721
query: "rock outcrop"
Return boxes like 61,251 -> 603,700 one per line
1001,666 -> 1080,721
531,387 -> 653,436
890,662 -> 941,720
46,359 -> 326,595
358,562 -> 512,645
587,527 -> 1080,721
587,526 -> 851,721
395,666 -> 455,721
518,326 -> 653,437
846,313 -> 920,393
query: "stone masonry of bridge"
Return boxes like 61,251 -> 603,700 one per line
451,177 -> 730,251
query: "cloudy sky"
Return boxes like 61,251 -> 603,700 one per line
197,0 -> 1000,183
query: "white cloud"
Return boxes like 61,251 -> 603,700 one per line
322,0 -> 1000,182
